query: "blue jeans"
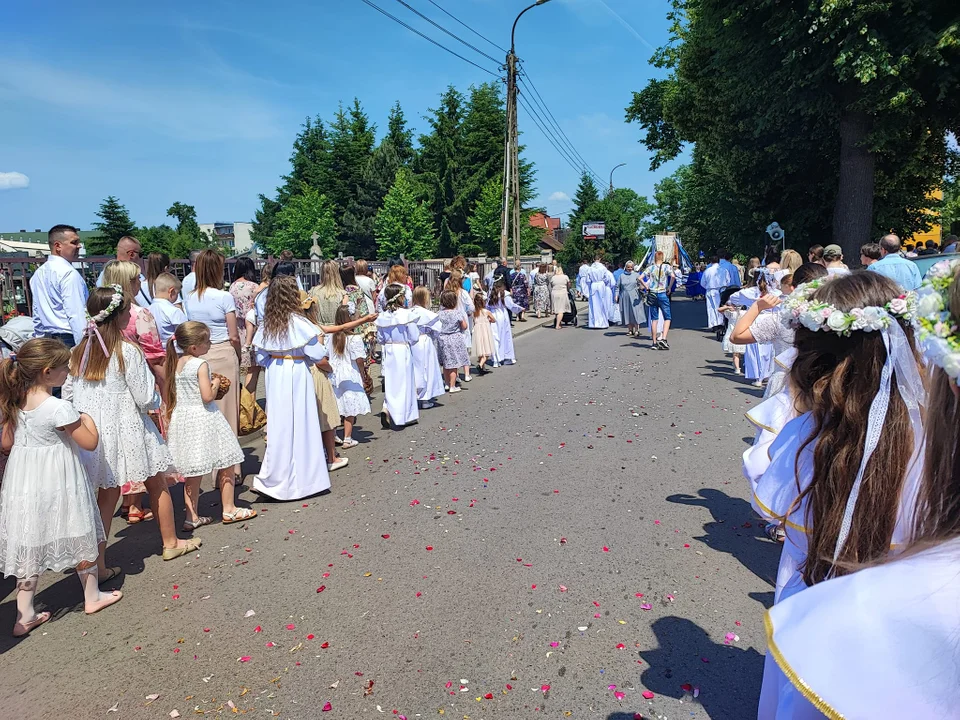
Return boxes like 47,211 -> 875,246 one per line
650,293 -> 672,321
43,332 -> 75,397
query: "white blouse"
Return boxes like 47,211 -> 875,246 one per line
184,288 -> 236,344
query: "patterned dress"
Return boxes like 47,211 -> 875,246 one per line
533,273 -> 551,314
511,272 -> 530,310
230,279 -> 260,370
436,307 -> 469,370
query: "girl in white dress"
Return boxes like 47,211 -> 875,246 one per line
487,282 -> 522,367
409,287 -> 445,409
762,259 -> 960,719
0,339 -> 123,636
326,306 -> 371,448
729,269 -> 780,387
252,276 -> 332,500
718,294 -> 746,374
67,286 -> 200,566
163,321 -> 253,529
751,271 -> 924,718
377,286 -> 421,428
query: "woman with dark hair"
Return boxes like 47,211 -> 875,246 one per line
230,257 -> 260,375
510,261 -> 529,322
184,250 -> 242,470
144,252 -> 171,304
808,244 -> 825,266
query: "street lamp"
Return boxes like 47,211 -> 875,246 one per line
609,163 -> 627,193
501,0 -> 555,261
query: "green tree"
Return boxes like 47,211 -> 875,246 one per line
341,139 -> 401,257
375,168 -> 436,260
416,86 -> 465,256
467,175 -> 503,256
587,189 -> 654,264
271,184 -> 337,258
627,0 -> 960,263
327,99 -> 376,249
386,101 -> 416,165
945,177 -> 960,237
166,202 -> 209,258
89,196 -> 136,256
572,172 -> 600,219
136,224 -> 178,256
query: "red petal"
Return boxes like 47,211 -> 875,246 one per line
317,586 -> 326,593
254,626 -> 262,633
381,534 -> 390,539
286,624 -> 296,630
307,634 -> 315,640
322,701 -> 332,712
484,693 -> 493,700
320,642 -> 330,649
642,690 -> 655,699
425,546 -> 433,551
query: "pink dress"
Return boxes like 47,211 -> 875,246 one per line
120,305 -> 167,495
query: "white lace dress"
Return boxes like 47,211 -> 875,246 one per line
0,398 -> 104,578
66,342 -> 173,489
166,357 -> 245,477
325,335 -> 371,418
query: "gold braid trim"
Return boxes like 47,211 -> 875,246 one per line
745,411 -> 777,434
764,612 -> 845,719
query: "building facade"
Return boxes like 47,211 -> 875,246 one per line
199,222 -> 254,255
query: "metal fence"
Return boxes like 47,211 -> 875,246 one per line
0,254 -> 553,318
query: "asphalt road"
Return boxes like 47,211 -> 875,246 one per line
0,297 -> 778,719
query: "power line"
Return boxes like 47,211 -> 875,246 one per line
519,91 -> 603,186
358,0 -> 501,78
517,68 -> 603,183
518,92 -> 600,182
424,0 -> 508,55
391,0 -> 502,66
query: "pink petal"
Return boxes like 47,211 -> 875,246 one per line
239,656 -> 252,663
322,701 -> 332,712
286,624 -> 296,630
614,691 -> 626,701
640,603 -> 653,611
642,690 -> 654,699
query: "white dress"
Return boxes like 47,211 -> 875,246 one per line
587,263 -> 614,329
166,356 -> 245,477
750,315 -> 795,396
0,398 -> 104,578
701,263 -> 726,328
730,287 -> 780,381
325,335 -> 371,418
253,316 -> 331,501
66,342 -> 173,489
489,294 -> 522,364
408,305 -> 445,402
763,536 -> 960,719
376,309 -> 420,426
722,308 -> 746,354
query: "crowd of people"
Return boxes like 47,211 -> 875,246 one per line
0,229 -> 540,636
4,222 -> 960,718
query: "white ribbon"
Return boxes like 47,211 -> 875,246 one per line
831,319 -> 924,565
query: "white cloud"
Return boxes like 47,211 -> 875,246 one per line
0,59 -> 282,142
0,172 -> 29,190
548,191 -> 571,203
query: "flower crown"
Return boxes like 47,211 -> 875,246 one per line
913,259 -> 960,379
780,276 -> 917,336
89,284 -> 124,324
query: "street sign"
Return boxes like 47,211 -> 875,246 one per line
582,221 -> 605,240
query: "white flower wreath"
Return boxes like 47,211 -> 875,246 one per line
780,276 -> 917,337
913,258 -> 960,380
89,284 -> 124,324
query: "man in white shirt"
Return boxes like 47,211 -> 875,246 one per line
149,273 -> 187,346
96,236 -> 150,305
31,224 -> 89,347
700,253 -> 726,330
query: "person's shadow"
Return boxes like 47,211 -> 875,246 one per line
667,489 -> 778,597
633,616 -> 765,718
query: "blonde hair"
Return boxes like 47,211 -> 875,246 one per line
781,249 -> 803,274
163,321 -> 211,419
412,286 -> 431,309
317,260 -> 345,300
152,272 -> 181,298
0,339 -> 72,432
102,260 -> 141,302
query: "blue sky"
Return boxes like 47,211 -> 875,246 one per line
0,0 -> 688,234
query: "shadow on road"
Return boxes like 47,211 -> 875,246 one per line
666,488 -> 778,591
636,615 -> 765,718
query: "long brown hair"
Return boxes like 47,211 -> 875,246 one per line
0,339 -> 72,432
194,249 -> 225,298
163,321 -> 210,419
331,305 -> 353,358
789,272 -> 919,585
145,252 -> 170,297
473,291 -> 487,317
262,276 -> 304,342
70,287 -> 132,381
488,282 -> 505,307
914,265 -> 960,543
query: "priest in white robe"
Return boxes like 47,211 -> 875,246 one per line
587,259 -> 614,329
253,314 -> 331,501
576,261 -> 590,298
700,255 -> 726,329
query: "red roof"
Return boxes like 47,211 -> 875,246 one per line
529,212 -> 561,232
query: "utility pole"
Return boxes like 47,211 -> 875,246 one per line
501,0 -> 553,263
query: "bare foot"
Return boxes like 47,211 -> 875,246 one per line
85,590 -> 123,615
13,611 -> 51,637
